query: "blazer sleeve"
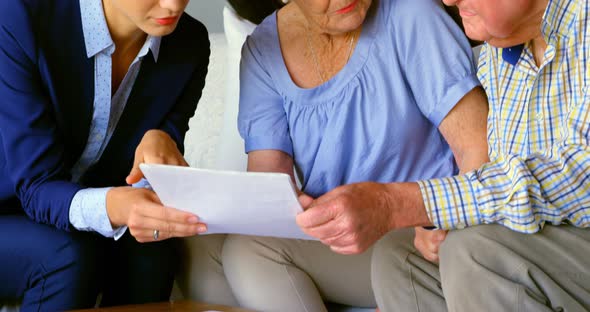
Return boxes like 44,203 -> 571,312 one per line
159,23 -> 210,153
0,2 -> 81,230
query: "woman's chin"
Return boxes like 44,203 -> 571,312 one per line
142,24 -> 178,37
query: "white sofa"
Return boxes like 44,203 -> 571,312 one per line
183,7 -> 250,173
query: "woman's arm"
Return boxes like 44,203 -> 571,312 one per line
414,86 -> 489,262
248,150 -> 312,206
295,89 -> 490,255
114,17 -> 211,241
248,150 -> 297,182
0,5 -> 82,230
438,87 -> 489,174
106,186 -> 203,242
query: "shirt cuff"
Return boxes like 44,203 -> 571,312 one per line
417,172 -> 482,230
69,187 -> 128,240
430,74 -> 481,127
244,135 -> 293,156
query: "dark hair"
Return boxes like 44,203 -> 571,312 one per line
227,0 -> 286,25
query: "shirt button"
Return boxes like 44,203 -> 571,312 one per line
536,113 -> 544,121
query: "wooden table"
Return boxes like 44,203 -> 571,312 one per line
70,300 -> 255,312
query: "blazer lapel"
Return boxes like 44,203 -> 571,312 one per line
110,49 -> 194,142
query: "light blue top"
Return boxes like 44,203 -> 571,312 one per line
238,0 -> 480,198
68,0 -> 160,238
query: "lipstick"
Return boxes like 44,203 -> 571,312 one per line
155,16 -> 178,26
336,0 -> 359,14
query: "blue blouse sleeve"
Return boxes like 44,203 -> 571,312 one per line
390,0 -> 481,127
237,35 -> 294,156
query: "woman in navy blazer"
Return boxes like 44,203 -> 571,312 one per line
0,0 -> 210,310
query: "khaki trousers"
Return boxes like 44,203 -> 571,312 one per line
222,235 -> 377,312
371,225 -> 590,312
175,234 -> 238,306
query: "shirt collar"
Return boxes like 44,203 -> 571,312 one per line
80,0 -> 114,57
142,36 -> 161,62
80,0 -> 161,62
501,0 -> 577,65
501,44 -> 525,66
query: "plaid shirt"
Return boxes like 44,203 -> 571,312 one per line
418,0 -> 590,233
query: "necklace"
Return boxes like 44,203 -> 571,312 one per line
305,28 -> 356,84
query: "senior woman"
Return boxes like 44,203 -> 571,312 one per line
221,0 -> 490,310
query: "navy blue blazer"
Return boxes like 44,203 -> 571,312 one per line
0,0 -> 210,230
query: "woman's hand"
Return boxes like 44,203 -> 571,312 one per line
413,226 -> 448,263
106,186 -> 207,243
126,129 -> 188,185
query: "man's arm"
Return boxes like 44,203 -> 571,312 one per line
420,76 -> 590,232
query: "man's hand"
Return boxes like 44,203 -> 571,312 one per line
413,227 -> 448,263
126,129 -> 188,185
106,187 -> 207,243
296,182 -> 431,255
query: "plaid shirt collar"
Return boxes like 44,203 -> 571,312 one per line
503,0 -> 578,65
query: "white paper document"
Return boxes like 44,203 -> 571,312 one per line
140,164 -> 314,240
